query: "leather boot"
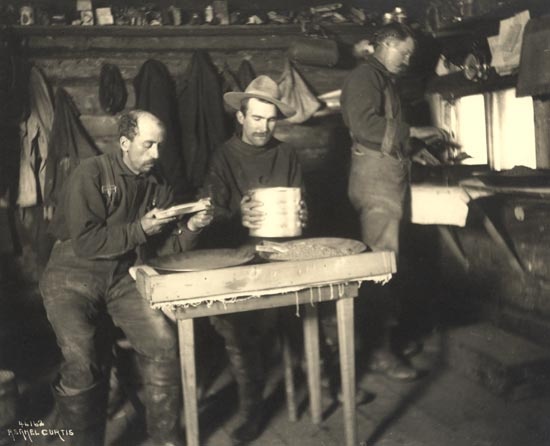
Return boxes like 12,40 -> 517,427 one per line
53,380 -> 108,446
225,345 -> 265,444
368,349 -> 419,381
137,356 -> 183,446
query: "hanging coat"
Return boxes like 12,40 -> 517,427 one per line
43,88 -> 100,218
0,29 -> 28,126
0,29 -> 29,204
18,66 -> 54,207
178,51 -> 227,191
221,62 -> 241,94
133,59 -> 187,199
236,59 -> 256,91
99,63 -> 127,115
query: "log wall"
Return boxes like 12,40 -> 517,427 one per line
15,24 -> 367,164
4,23 -> 368,280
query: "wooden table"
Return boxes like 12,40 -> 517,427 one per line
136,251 -> 396,446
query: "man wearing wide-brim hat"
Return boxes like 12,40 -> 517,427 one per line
224,74 -> 296,118
200,75 -> 307,444
204,75 -> 306,237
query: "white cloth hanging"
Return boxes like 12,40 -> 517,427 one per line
278,59 -> 321,124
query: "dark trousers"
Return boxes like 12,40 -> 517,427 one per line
39,240 -> 178,392
210,309 -> 279,413
348,147 -> 411,350
348,147 -> 410,255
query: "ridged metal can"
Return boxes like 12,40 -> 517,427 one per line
248,187 -> 302,238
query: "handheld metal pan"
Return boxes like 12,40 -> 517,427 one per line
148,248 -> 255,272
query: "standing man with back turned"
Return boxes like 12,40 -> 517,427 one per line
341,22 -> 448,380
40,110 -> 212,446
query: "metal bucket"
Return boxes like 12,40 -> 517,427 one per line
248,187 -> 302,238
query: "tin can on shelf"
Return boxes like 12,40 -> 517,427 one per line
170,7 -> 182,26
248,187 -> 302,238
393,7 -> 408,23
382,12 -> 393,24
20,6 -> 34,25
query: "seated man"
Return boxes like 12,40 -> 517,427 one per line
40,110 -> 212,446
201,75 -> 306,444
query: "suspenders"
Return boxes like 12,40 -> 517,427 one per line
380,84 -> 400,159
350,78 -> 402,160
98,154 -> 161,216
98,154 -> 118,214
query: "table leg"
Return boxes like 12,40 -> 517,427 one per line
336,297 -> 357,446
303,303 -> 321,424
178,319 -> 199,446
280,327 -> 298,422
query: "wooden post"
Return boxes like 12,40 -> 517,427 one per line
533,98 -> 550,168
303,303 -> 322,424
337,297 -> 357,446
280,327 -> 298,422
178,319 -> 199,446
437,225 -> 470,271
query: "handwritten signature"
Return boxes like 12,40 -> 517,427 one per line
5,420 -> 74,443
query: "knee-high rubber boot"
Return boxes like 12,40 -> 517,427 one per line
137,356 -> 182,446
53,381 -> 108,446
225,345 -> 265,444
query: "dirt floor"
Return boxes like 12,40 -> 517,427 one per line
1,279 -> 550,446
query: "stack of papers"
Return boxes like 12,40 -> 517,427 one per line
487,10 -> 530,76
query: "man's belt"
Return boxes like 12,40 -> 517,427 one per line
351,141 -> 404,161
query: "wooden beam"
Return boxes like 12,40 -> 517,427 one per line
15,23 -> 367,52
178,319 -> 200,446
27,35 -> 297,51
11,23 -> 367,38
337,297 -> 356,446
533,97 -> 550,168
437,226 -> 470,272
172,283 -> 360,319
469,200 -> 525,275
303,304 -> 321,424
136,251 -> 395,305
280,326 -> 298,422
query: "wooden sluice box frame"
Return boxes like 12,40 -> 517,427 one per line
136,251 -> 396,446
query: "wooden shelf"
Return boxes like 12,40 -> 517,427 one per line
426,71 -> 518,99
3,23 -> 367,37
3,23 -> 369,53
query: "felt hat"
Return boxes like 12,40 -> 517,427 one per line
224,75 -> 296,117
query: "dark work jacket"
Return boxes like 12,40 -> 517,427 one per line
178,51 -> 227,192
51,150 -> 198,263
340,56 -> 410,158
44,88 -> 100,210
200,135 -> 303,248
134,59 -> 187,200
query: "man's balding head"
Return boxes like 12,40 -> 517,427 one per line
119,110 -> 165,175
119,110 -> 165,142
